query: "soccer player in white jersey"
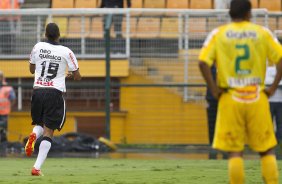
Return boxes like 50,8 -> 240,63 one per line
25,23 -> 81,176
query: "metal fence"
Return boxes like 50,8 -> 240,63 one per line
0,8 -> 270,57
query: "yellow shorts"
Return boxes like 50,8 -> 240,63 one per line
212,91 -> 277,152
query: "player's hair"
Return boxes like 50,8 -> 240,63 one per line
229,0 -> 251,20
45,23 -> 60,41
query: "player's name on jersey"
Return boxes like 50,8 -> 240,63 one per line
228,77 -> 261,87
226,30 -> 257,39
39,49 -> 61,61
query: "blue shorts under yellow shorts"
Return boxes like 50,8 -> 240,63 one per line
212,91 -> 277,152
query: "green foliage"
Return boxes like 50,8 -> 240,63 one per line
0,158 -> 280,184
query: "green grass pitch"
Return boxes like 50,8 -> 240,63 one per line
0,158 -> 282,184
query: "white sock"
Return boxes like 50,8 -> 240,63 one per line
34,139 -> 51,170
32,126 -> 43,139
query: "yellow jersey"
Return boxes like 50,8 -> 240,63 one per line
199,21 -> 282,93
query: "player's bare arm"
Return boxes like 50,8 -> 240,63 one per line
73,69 -> 81,80
29,63 -> 35,74
67,69 -> 81,81
265,58 -> 282,97
199,61 -> 222,99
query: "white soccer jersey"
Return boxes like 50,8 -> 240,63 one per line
29,42 -> 79,92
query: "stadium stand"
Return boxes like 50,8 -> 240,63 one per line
160,17 -> 179,38
88,17 -> 104,38
129,0 -> 143,8
260,0 -> 281,12
21,0 -> 50,8
188,18 -> 207,35
52,0 -> 74,8
278,17 -> 282,31
207,17 -> 227,32
143,0 -> 166,9
97,0 -> 101,7
46,0 -> 282,12
166,0 -> 189,9
254,16 -> 277,31
136,17 -> 161,38
190,0 -> 213,9
165,0 -> 189,16
143,0 -> 166,16
75,0 -> 98,8
67,17 -> 91,38
122,17 -> 138,38
250,0 -> 258,8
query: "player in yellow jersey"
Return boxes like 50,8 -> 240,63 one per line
199,0 -> 282,183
